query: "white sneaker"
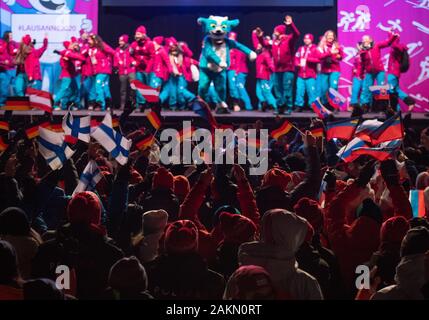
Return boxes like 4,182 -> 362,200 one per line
88,106 -> 94,111
53,106 -> 61,111
233,105 -> 241,112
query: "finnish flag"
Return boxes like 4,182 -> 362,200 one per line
73,160 -> 103,196
62,112 -> 91,144
91,113 -> 131,166
38,127 -> 75,170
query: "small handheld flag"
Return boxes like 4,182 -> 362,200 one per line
38,127 -> 75,170
337,137 -> 367,163
369,85 -> 391,101
26,87 -> 53,113
62,112 -> 91,144
91,113 -> 132,166
326,118 -> 360,141
130,80 -> 160,103
327,88 -> 346,110
369,113 -> 403,146
192,98 -> 218,129
147,109 -> 162,130
409,190 -> 426,218
135,133 -> 155,151
271,120 -> 293,140
73,160 -> 103,196
311,98 -> 332,119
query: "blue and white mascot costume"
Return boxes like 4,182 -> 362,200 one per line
197,16 -> 256,113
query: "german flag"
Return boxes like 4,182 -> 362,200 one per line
147,110 -> 162,130
0,136 -> 9,151
49,123 -> 64,133
112,116 -> 120,129
176,126 -> 195,143
136,134 -> 155,151
0,120 -> 9,132
310,127 -> 324,138
271,120 -> 293,140
3,97 -> 32,111
25,121 -> 50,139
247,137 -> 261,149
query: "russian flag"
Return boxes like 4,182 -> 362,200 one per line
26,87 -> 53,113
130,80 -> 160,103
409,190 -> 426,218
337,137 -> 367,163
311,98 -> 332,119
355,119 -> 384,143
327,88 -> 346,110
326,117 -> 360,141
369,113 -> 403,146
369,85 -> 391,101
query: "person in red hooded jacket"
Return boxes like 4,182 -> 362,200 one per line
53,41 -> 86,110
271,15 -> 300,115
359,31 -> 398,109
114,34 -> 137,110
387,33 -> 415,112
316,30 -> 344,107
14,34 -> 48,96
87,34 -> 116,111
294,33 -> 320,111
148,36 -> 172,106
130,25 -> 155,110
0,31 -> 18,106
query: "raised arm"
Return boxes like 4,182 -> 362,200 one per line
378,32 -> 399,49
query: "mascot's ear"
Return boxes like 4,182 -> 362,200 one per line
228,19 -> 240,28
197,17 -> 207,26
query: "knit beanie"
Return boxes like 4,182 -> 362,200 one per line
108,256 -> 148,292
219,212 -> 257,244
152,167 -> 174,190
293,197 -> 324,232
142,209 -> 168,235
164,220 -> 198,254
262,168 -> 291,191
67,191 -> 101,226
400,226 -> 429,257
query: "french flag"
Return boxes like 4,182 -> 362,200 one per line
311,98 -> 332,119
327,88 -> 346,110
26,87 -> 53,113
62,112 -> 91,144
130,80 -> 160,103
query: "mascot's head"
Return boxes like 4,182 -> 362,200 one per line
29,0 -> 76,14
197,16 -> 239,40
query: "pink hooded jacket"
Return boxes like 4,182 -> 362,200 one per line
295,44 -> 320,79
229,49 -> 249,74
0,40 -> 13,72
352,55 -> 365,80
130,38 -> 155,73
88,43 -> 116,75
318,42 -> 344,73
271,22 -> 300,73
360,32 -> 398,74
23,37 -> 48,81
252,31 -> 274,80
151,37 -> 172,81
59,45 -> 86,79
179,41 -> 198,82
114,45 -> 136,76
388,37 -> 408,78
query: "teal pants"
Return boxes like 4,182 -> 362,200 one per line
198,68 -> 227,102
135,71 -> 148,105
103,75 -> 111,100
95,73 -> 109,109
54,78 -> 76,110
350,77 -> 363,105
360,71 -> 385,105
295,77 -> 317,108
177,76 -> 196,109
0,72 -> 10,106
272,71 -> 294,109
256,79 -> 277,109
318,72 -> 340,104
207,82 -> 222,104
388,74 -> 408,111
228,70 -> 251,109
73,74 -> 83,107
15,73 -> 28,96
83,76 -> 96,102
